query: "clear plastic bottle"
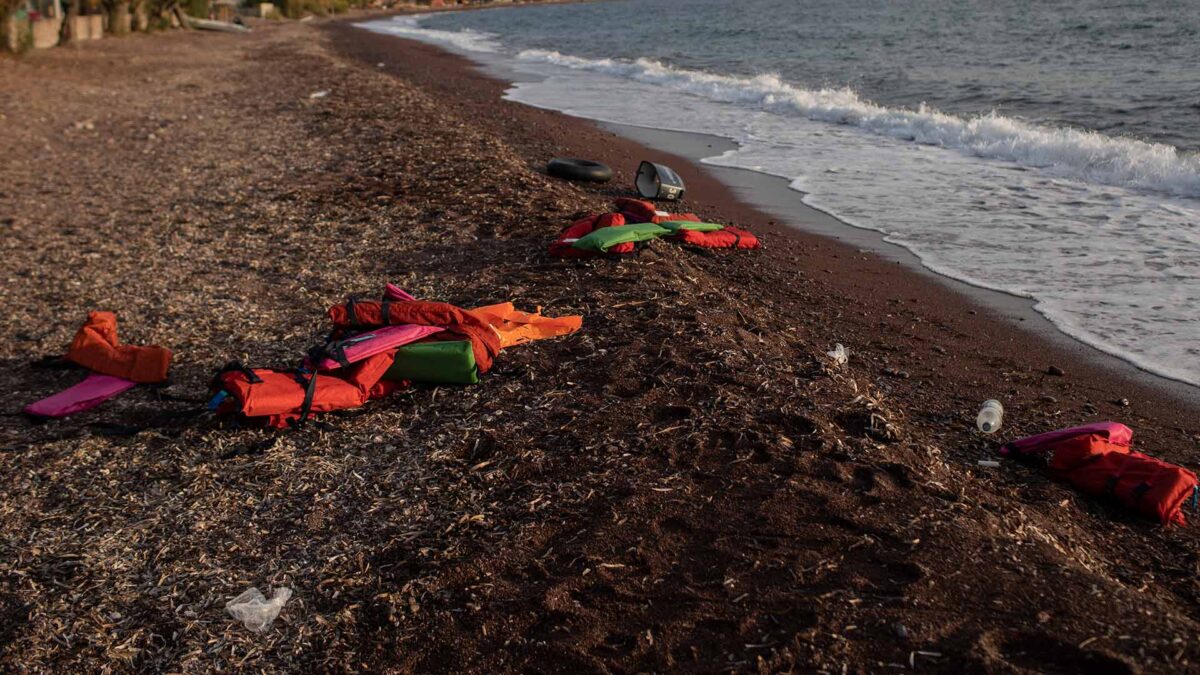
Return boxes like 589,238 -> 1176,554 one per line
976,399 -> 1004,434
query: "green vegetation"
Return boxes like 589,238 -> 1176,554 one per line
184,0 -> 205,18
0,1 -> 33,54
276,0 -> 366,19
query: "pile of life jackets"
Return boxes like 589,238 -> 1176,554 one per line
24,312 -> 172,418
549,198 -> 760,258
1001,421 -> 1198,526
211,284 -> 582,428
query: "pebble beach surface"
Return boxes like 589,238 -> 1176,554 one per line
0,13 -> 1198,672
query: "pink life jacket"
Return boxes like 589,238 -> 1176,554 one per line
24,373 -> 137,418
1000,421 -> 1133,457
310,324 -> 443,371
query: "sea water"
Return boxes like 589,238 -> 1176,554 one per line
359,0 -> 1200,387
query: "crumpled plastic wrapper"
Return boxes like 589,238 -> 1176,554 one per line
226,586 -> 293,632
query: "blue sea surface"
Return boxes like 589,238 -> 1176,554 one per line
428,0 -> 1200,151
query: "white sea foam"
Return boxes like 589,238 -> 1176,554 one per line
516,49 -> 1200,200
356,14 -> 499,53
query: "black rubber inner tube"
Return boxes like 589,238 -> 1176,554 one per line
546,158 -> 614,183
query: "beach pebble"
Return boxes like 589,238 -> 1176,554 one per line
893,623 -> 909,640
1083,403 -> 1098,414
1039,395 -> 1058,403
1047,365 -> 1065,376
1113,397 -> 1130,407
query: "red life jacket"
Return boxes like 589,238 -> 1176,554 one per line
614,197 -> 700,224
549,213 -> 632,258
1003,423 -> 1197,526
551,200 -> 761,256
327,299 -> 502,374
670,225 -> 760,249
212,288 -> 576,429
215,350 -> 399,429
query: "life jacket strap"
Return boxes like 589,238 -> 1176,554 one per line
290,368 -> 320,428
307,336 -> 352,370
216,361 -> 263,385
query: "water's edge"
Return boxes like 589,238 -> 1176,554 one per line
601,121 -> 1200,406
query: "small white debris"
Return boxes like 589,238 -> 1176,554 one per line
226,586 -> 292,632
826,343 -> 848,365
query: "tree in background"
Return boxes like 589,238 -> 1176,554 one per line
102,0 -> 132,34
57,0 -> 78,43
1,0 -> 30,53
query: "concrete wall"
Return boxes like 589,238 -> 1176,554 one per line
66,13 -> 103,40
31,16 -> 62,48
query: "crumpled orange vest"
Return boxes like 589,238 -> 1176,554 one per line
66,311 -> 171,384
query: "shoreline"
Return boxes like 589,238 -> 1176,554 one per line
356,10 -> 1200,407
601,122 -> 1200,406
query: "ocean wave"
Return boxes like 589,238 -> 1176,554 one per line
516,49 -> 1200,198
357,14 -> 499,53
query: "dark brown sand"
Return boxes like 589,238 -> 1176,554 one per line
0,12 -> 1196,673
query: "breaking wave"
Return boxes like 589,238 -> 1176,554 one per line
358,14 -> 499,53
516,49 -> 1200,199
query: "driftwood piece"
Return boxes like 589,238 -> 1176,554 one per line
182,14 -> 249,32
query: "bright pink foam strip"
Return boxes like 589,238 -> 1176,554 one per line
24,373 -> 137,418
1000,421 -> 1132,457
313,324 -> 444,371
384,284 -> 417,302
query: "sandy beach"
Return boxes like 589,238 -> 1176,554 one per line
0,12 -> 1197,672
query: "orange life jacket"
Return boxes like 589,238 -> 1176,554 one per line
470,302 -> 583,349
215,295 -> 580,428
66,311 -> 171,384
215,350 -> 399,429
